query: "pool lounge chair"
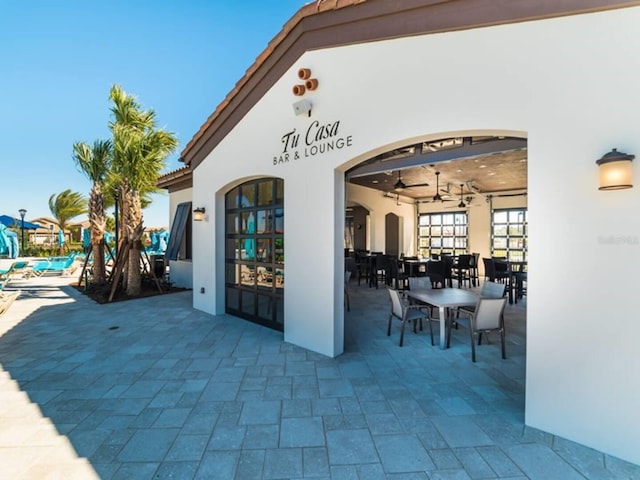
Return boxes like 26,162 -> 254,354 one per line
30,256 -> 79,277
0,286 -> 20,316
0,261 -> 31,282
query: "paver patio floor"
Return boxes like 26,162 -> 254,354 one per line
1,273 -> 639,479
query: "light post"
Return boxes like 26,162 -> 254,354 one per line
18,209 -> 27,253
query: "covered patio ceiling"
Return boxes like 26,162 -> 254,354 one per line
347,136 -> 527,202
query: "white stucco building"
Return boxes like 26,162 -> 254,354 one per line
159,0 -> 640,466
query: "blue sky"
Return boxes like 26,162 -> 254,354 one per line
0,0 -> 307,228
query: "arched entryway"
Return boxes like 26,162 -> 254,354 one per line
224,178 -> 284,331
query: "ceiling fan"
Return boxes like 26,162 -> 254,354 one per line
393,170 -> 429,191
431,171 -> 455,202
458,184 -> 466,208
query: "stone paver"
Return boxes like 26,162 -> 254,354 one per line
0,267 -> 639,479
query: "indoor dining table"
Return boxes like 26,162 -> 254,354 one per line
405,288 -> 479,349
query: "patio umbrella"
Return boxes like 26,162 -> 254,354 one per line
158,230 -> 169,252
82,228 -> 91,249
0,224 -> 9,255
0,215 -> 41,230
0,226 -> 19,259
7,231 -> 18,258
149,231 -> 158,251
58,229 -> 65,246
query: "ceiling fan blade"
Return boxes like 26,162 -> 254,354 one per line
405,182 -> 430,188
495,191 -> 527,197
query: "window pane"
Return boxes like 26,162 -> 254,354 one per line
257,266 -> 273,286
274,238 -> 284,263
454,238 -> 467,248
227,187 -> 240,208
509,210 -> 525,222
275,267 -> 284,288
227,288 -> 239,310
240,264 -> 256,286
241,291 -> 255,315
275,179 -> 284,204
509,238 -> 524,249
227,213 -> 239,234
241,185 -> 255,207
257,180 -> 274,206
494,238 -> 507,249
274,208 -> 284,233
242,238 -> 255,260
257,294 -> 273,322
275,297 -> 284,326
431,215 -> 442,225
494,225 -> 507,236
256,210 -> 270,234
509,225 -> 524,236
494,211 -> 508,223
226,262 -> 239,285
256,239 -> 272,263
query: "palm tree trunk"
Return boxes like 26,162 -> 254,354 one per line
120,185 -> 131,290
125,191 -> 144,296
89,183 -> 107,285
92,241 -> 106,285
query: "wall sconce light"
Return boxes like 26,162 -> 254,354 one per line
193,207 -> 206,221
293,99 -> 312,117
596,148 -> 634,190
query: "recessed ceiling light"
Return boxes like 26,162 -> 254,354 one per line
479,165 -> 487,169
487,172 -> 496,176
372,180 -> 379,184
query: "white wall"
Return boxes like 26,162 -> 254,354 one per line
191,7 -> 640,463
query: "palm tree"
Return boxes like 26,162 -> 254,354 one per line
48,189 -> 88,254
72,139 -> 112,285
109,85 -> 177,296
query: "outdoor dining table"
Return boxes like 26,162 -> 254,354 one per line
405,288 -> 479,349
402,258 -> 429,277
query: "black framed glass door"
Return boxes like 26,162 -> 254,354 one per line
225,178 -> 284,330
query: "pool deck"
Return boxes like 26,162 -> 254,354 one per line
0,263 -> 639,479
